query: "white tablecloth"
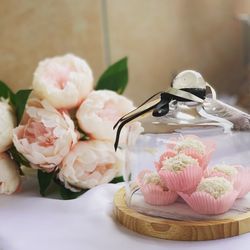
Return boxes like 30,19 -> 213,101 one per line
1,177 -> 250,250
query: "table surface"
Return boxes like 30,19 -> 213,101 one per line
1,176 -> 250,250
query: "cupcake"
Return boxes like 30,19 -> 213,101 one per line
158,152 -> 203,192
205,164 -> 238,180
155,150 -> 176,171
179,176 -> 238,215
206,164 -> 250,198
168,135 -> 215,169
138,170 -> 178,205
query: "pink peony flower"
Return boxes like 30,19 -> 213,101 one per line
13,99 -> 78,172
0,153 -> 21,194
58,140 -> 124,190
0,100 -> 16,153
76,90 -> 142,143
32,54 -> 93,109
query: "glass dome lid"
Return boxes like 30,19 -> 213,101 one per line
114,70 -> 250,219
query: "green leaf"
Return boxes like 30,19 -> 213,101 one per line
52,177 -> 87,200
59,184 -> 87,200
8,146 -> 30,167
37,170 -> 55,197
78,130 -> 90,141
0,80 -> 15,104
96,57 -> 128,94
110,176 -> 124,184
79,132 -> 89,141
0,82 -> 32,124
14,89 -> 32,124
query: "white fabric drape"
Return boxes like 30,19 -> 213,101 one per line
0,177 -> 250,250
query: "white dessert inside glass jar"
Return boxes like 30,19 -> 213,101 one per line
197,176 -> 233,199
162,153 -> 199,172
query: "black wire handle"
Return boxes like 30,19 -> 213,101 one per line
113,86 -> 209,151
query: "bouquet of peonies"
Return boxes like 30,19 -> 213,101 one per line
0,54 -> 141,199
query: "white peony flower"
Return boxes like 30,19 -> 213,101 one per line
13,99 -> 78,172
0,153 -> 21,194
76,90 -> 141,143
32,54 -> 93,109
0,100 -> 16,153
58,140 -> 124,190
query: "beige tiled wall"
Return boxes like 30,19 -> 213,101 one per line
236,0 -> 250,14
107,0 -> 244,104
0,0 -> 105,90
0,0 -> 245,104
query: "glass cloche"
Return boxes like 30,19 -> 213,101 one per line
115,70 -> 250,220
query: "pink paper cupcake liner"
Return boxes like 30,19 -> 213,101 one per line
181,142 -> 215,170
204,165 -> 238,182
140,183 -> 178,206
179,190 -> 239,215
234,167 -> 250,198
181,148 -> 206,170
205,165 -> 250,199
155,150 -> 176,171
159,165 -> 203,192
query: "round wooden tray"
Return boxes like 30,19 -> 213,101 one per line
113,187 -> 250,241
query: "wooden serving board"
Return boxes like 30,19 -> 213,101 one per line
113,187 -> 250,241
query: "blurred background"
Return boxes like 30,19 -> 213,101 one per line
0,0 -> 250,110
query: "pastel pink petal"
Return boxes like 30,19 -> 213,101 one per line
140,183 -> 178,206
179,190 -> 238,215
159,165 -> 203,192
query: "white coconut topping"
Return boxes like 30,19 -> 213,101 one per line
211,164 -> 238,177
143,172 -> 161,185
197,176 -> 233,199
162,153 -> 198,172
174,137 -> 206,155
